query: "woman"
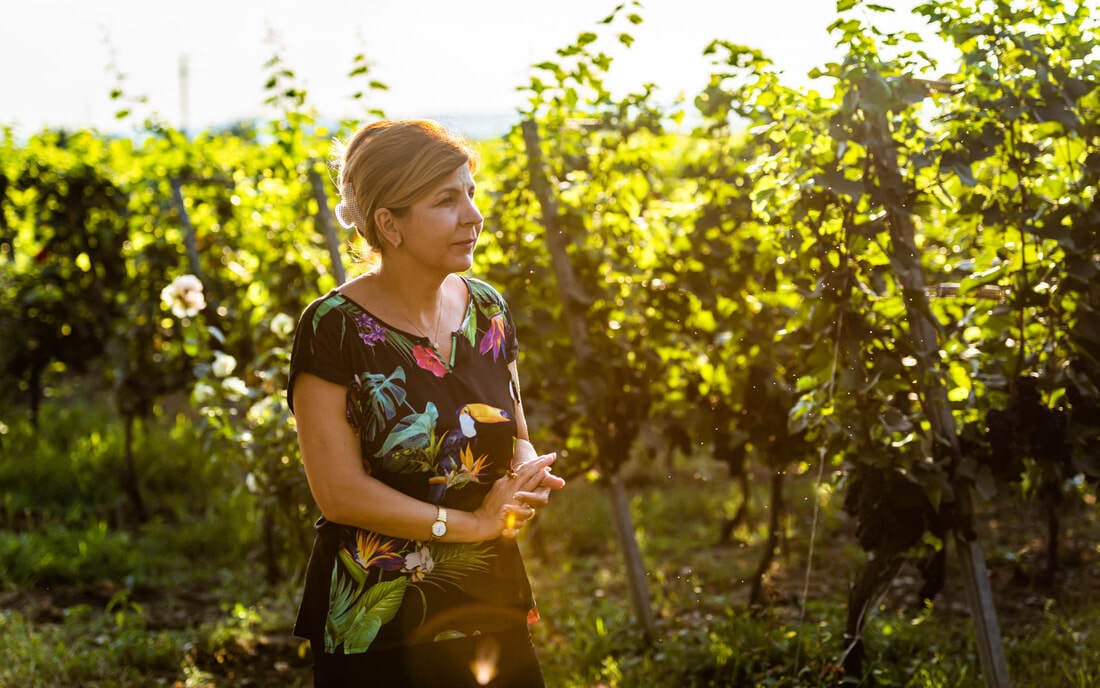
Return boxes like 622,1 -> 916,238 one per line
288,119 -> 565,687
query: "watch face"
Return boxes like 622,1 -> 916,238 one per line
432,521 -> 446,537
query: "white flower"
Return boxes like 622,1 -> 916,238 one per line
402,546 -> 435,582
211,351 -> 237,378
245,472 -> 259,494
247,396 -> 275,424
160,274 -> 206,318
191,382 -> 215,405
270,313 -> 295,338
222,376 -> 249,397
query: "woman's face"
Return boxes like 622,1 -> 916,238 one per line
393,163 -> 483,275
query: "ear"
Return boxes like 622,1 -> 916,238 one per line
374,207 -> 403,248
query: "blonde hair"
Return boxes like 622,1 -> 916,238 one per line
333,120 -> 478,261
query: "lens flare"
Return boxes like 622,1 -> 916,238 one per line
470,636 -> 501,685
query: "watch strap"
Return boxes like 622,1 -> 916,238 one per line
431,506 -> 448,541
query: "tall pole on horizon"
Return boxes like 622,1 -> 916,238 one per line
179,54 -> 190,135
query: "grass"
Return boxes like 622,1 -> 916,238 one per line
525,466 -> 1100,687
0,585 -> 312,688
0,605 -> 184,687
2,401 -> 1099,686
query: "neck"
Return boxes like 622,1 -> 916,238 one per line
372,261 -> 449,330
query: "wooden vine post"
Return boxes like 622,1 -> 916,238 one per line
520,119 -> 658,641
866,105 -> 1011,688
308,167 -> 348,285
170,177 -> 203,278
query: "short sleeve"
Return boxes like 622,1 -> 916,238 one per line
286,293 -> 354,413
502,297 -> 519,365
466,277 -> 520,365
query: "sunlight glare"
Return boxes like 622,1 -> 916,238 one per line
470,636 -> 501,686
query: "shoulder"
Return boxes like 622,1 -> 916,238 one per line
463,276 -> 510,311
299,286 -> 349,323
462,276 -> 519,360
295,290 -> 354,343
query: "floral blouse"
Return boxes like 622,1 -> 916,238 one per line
287,276 -> 536,654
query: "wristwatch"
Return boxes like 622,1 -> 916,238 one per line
431,506 -> 448,541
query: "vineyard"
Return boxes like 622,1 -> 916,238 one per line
2,0 -> 1099,686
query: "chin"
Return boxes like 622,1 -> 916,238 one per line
440,257 -> 474,275
450,249 -> 477,271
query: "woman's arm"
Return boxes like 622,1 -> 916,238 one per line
293,371 -> 550,542
507,361 -> 566,524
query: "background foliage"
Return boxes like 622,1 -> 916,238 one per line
2,0 -> 1098,685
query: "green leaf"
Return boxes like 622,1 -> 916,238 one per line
788,393 -> 817,435
375,402 -> 438,459
942,158 -> 976,187
329,576 -> 409,654
182,321 -> 201,356
353,367 -> 408,439
818,169 -> 866,198
382,327 -> 418,363
434,630 -> 467,641
460,300 -> 481,348
337,548 -> 367,586
829,18 -> 862,34
312,293 -> 343,334
420,542 -> 493,589
325,567 -> 362,653
958,263 -> 1005,296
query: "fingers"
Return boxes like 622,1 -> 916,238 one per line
514,486 -> 551,509
538,470 -> 566,490
502,503 -> 535,524
496,450 -> 565,539
508,452 -> 562,490
500,503 -> 536,539
513,438 -> 538,464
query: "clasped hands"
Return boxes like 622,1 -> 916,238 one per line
475,439 -> 565,539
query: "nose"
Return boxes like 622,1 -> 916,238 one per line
463,196 -> 484,227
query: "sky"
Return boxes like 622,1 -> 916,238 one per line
0,0 -> 942,138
